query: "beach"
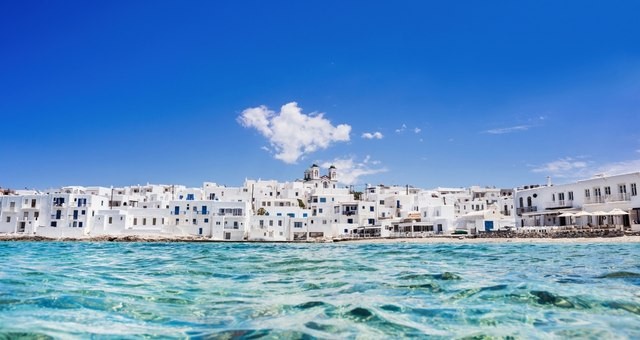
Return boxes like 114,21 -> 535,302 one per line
2,233 -> 640,244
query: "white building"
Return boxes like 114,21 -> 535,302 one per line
515,172 -> 640,231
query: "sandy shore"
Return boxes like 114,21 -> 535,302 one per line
1,234 -> 640,244
334,235 -> 640,244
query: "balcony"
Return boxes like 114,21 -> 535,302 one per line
517,206 -> 537,214
585,194 -> 631,204
546,200 -> 573,208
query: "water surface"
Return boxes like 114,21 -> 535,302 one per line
1,241 -> 639,338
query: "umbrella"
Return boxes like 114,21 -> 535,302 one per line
591,211 -> 610,227
558,212 -> 575,228
608,208 -> 629,228
608,208 -> 629,215
573,211 -> 592,226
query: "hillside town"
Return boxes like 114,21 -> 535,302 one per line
1,165 -> 639,240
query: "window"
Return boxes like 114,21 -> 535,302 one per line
50,221 -> 57,227
278,220 -> 282,227
585,189 -> 590,198
379,200 -> 384,205
558,193 -> 565,201
604,186 -> 611,195
143,218 -> 147,226
108,217 -> 113,224
319,197 -> 326,203
260,220 -> 264,227
347,218 -> 353,224
153,218 -> 157,225
552,194 -> 555,202
370,206 -> 374,212
204,218 -> 209,223
269,220 -> 273,226
294,222 -> 303,228
568,191 -> 573,200
619,184 -> 627,194
632,183 -> 638,196
594,187 -> 601,197
133,218 -> 138,226
5,216 -> 10,223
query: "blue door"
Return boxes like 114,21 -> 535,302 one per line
484,221 -> 494,231
174,206 -> 179,215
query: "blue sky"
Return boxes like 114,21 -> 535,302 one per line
1,1 -> 639,190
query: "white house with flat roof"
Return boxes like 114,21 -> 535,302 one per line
515,172 -> 640,231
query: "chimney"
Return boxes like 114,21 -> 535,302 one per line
546,176 -> 552,187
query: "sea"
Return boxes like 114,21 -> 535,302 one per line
1,241 -> 639,339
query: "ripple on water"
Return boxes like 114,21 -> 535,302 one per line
0,242 -> 639,338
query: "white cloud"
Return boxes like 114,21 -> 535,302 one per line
321,156 -> 386,185
362,131 -> 383,139
395,124 -> 407,133
532,157 -> 588,177
238,102 -> 351,164
414,128 -> 421,133
484,125 -> 532,134
531,157 -> 640,180
592,159 -> 640,177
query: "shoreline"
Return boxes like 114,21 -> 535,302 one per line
1,234 -> 640,244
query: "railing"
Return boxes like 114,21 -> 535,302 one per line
585,194 -> 631,204
517,206 -> 537,214
546,200 -> 573,208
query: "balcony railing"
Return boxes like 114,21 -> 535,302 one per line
546,200 -> 573,208
517,206 -> 537,214
585,194 -> 631,204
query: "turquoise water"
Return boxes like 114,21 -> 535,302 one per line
1,242 -> 640,339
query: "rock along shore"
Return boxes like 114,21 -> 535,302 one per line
1,231 -> 640,243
